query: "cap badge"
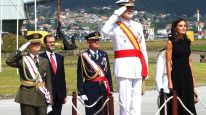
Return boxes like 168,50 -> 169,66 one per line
34,34 -> 40,39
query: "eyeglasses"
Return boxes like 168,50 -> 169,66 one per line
46,41 -> 55,44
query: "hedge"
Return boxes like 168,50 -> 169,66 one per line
2,34 -> 27,53
1,33 -> 65,53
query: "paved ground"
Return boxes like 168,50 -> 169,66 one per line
0,86 -> 206,115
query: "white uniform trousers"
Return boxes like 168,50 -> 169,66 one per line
116,77 -> 142,115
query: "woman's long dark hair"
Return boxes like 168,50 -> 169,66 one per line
168,18 -> 190,43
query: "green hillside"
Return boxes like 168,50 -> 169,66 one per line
48,0 -> 206,16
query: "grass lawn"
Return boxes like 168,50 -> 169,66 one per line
0,40 -> 206,96
75,39 -> 206,51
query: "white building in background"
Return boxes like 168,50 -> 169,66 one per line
148,28 -> 154,40
156,29 -> 167,38
0,0 -> 52,33
157,29 -> 167,35
0,0 -> 27,33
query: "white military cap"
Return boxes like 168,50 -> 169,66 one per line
116,0 -> 135,6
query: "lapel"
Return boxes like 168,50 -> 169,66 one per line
28,53 -> 34,61
54,53 -> 59,72
41,52 -> 50,68
42,51 -> 56,74
28,53 -> 41,67
87,49 -> 102,64
97,50 -> 103,64
87,49 -> 96,61
38,56 -> 44,68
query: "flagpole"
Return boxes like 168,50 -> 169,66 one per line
35,0 -> 37,32
17,0 -> 19,52
0,0 -> 3,72
16,0 -> 20,74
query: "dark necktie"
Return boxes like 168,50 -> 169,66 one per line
34,55 -> 39,67
50,53 -> 57,74
94,52 -> 98,60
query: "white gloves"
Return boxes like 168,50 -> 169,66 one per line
47,104 -> 52,114
80,95 -> 88,101
19,42 -> 30,51
114,6 -> 127,17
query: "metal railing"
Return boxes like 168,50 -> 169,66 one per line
71,89 -> 206,115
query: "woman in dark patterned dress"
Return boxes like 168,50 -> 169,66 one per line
166,18 -> 197,115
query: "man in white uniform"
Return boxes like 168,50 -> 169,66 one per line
155,48 -> 172,115
101,0 -> 148,115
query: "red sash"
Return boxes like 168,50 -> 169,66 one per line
82,53 -> 110,94
116,21 -> 148,78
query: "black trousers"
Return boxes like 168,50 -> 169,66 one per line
83,82 -> 106,115
48,95 -> 63,115
84,99 -> 103,115
20,103 -> 47,115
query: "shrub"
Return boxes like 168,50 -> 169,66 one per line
2,33 -> 27,53
1,33 -> 64,53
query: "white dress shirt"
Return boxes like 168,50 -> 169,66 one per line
30,53 -> 39,62
89,49 -> 98,56
46,51 -> 57,67
102,17 -> 148,79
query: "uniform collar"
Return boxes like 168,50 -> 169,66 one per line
119,17 -> 131,26
89,49 -> 98,55
30,53 -> 38,59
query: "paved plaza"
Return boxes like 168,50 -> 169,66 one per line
0,86 -> 206,115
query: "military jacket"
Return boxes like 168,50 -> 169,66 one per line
77,49 -> 113,96
6,50 -> 52,106
102,17 -> 148,79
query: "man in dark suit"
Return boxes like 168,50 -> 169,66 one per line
6,33 -> 53,115
77,31 -> 113,115
40,34 -> 67,115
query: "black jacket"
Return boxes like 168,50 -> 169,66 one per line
40,52 -> 66,103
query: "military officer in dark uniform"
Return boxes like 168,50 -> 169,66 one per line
6,33 -> 53,115
77,31 -> 113,115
